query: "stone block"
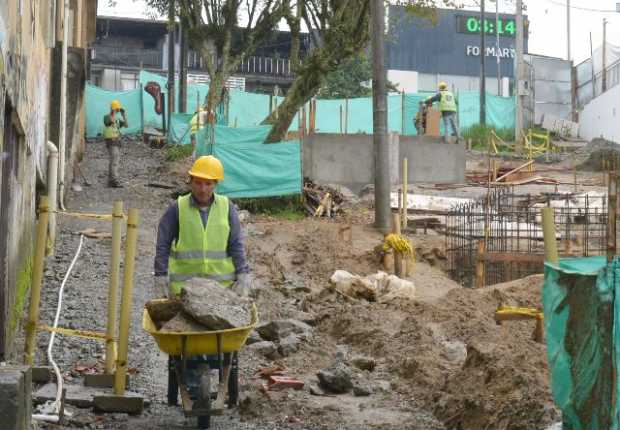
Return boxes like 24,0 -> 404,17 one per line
0,366 -> 32,430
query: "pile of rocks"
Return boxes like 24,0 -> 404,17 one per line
146,278 -> 252,332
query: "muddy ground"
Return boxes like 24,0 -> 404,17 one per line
24,136 -> 573,429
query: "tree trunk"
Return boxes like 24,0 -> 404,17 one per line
263,53 -> 327,142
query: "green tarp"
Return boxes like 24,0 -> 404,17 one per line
84,84 -> 143,138
543,256 -> 620,429
193,124 -> 301,199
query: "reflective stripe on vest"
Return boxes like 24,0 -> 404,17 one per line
439,90 -> 457,112
168,193 -> 236,295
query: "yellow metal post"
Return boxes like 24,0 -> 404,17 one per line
541,207 -> 559,264
402,157 -> 408,231
114,208 -> 139,395
25,197 -> 50,365
105,201 -> 123,374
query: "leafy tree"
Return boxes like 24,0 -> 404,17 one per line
129,0 -> 453,142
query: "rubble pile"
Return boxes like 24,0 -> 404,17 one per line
302,179 -> 348,217
147,278 -> 252,332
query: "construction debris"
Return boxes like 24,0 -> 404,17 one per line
303,180 -> 346,217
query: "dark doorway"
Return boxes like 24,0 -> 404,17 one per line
0,98 -> 18,360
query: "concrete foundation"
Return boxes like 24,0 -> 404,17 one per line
302,133 -> 465,192
0,366 -> 32,430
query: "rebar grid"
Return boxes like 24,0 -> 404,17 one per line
446,188 -> 608,288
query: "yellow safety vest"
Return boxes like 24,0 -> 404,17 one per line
439,90 -> 457,112
168,193 -> 236,295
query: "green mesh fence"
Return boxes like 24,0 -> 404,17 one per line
543,256 -> 620,429
85,84 -> 143,138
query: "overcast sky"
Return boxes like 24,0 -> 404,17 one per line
98,0 -> 620,64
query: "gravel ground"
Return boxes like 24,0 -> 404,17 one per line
31,137 -> 305,430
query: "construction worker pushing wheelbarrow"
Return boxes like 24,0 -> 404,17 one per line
147,155 -> 256,428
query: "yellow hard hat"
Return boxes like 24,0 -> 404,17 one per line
188,155 -> 224,180
110,100 -> 122,110
438,82 -> 448,90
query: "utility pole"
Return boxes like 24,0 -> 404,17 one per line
480,0 -> 486,124
515,0 -> 524,144
496,0 -> 501,96
179,23 -> 188,113
167,0 -> 176,127
566,0 -> 571,62
603,18 -> 608,93
371,0 -> 390,232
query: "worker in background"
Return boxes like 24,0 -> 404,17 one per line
189,102 -> 209,159
414,101 -> 427,135
102,100 -> 128,187
154,155 -> 252,298
426,82 -> 460,143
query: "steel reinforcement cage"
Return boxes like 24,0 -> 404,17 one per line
446,188 -> 608,288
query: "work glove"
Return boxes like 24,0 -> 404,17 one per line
154,275 -> 169,298
231,273 -> 253,298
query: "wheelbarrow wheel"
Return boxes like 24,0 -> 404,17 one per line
167,356 -> 178,406
227,353 -> 239,408
196,366 -> 211,429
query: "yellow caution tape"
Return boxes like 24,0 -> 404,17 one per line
54,211 -> 127,222
38,324 -> 111,342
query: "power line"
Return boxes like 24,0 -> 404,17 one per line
544,0 -> 617,13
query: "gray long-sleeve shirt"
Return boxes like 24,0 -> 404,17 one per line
154,194 -> 250,277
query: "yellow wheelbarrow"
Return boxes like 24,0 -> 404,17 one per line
143,299 -> 258,429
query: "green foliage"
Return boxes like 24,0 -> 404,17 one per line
234,195 -> 306,220
463,124 -> 515,151
11,257 -> 33,335
317,54 -> 373,99
164,144 -> 194,162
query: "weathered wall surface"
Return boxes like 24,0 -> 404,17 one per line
302,133 -> 465,192
0,0 -> 96,360
579,83 -> 620,144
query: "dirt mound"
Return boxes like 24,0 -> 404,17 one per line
305,274 -> 559,429
579,138 -> 620,171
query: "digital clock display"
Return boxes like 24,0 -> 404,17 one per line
456,15 -> 527,37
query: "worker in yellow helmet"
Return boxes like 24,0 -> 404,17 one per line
154,155 -> 251,400
154,155 -> 251,298
426,82 -> 460,143
102,100 -> 128,187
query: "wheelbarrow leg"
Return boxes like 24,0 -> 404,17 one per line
212,334 -> 230,412
167,356 -> 179,406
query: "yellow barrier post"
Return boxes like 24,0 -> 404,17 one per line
25,196 -> 50,365
114,208 -> 139,395
541,207 -> 559,265
105,201 -> 124,374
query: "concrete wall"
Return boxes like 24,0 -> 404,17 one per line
400,136 -> 466,183
302,133 -> 465,192
579,83 -> 620,143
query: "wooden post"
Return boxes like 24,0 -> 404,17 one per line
105,201 -> 123,374
392,213 -> 403,277
541,207 -> 559,264
25,196 -> 50,365
608,172 -> 617,262
345,98 -> 349,134
402,158 -> 409,231
475,240 -> 485,288
114,209 -> 139,395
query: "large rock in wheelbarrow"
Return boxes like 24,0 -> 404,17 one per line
181,278 -> 251,330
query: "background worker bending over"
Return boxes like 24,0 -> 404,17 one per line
426,82 -> 460,143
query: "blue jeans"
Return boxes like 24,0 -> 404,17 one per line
442,112 -> 460,140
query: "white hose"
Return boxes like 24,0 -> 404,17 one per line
34,234 -> 85,423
